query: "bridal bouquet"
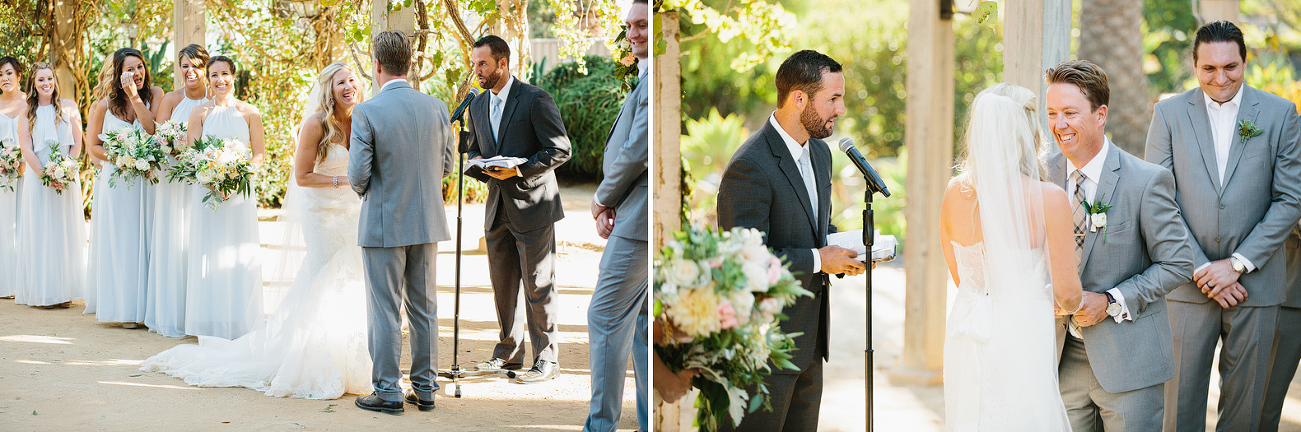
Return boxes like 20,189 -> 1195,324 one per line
168,134 -> 253,209
39,145 -> 79,195
0,139 -> 23,192
654,225 -> 811,431
101,126 -> 165,188
154,120 -> 187,158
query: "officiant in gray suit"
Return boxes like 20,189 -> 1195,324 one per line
583,1 -> 650,431
716,49 -> 867,432
349,30 -> 456,414
1045,60 -> 1194,432
1145,21 -> 1301,432
464,35 -> 572,384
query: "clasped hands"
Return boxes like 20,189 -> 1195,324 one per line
819,245 -> 869,276
1054,291 -> 1109,327
591,201 -> 614,239
1195,258 -> 1247,309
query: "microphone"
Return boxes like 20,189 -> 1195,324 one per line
837,137 -> 891,198
450,87 -> 480,124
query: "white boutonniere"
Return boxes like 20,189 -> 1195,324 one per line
1082,193 -> 1114,245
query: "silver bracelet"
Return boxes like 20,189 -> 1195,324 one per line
332,176 -> 338,188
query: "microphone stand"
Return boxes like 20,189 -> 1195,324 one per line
863,187 -> 875,432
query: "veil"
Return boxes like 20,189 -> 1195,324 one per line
262,81 -> 323,313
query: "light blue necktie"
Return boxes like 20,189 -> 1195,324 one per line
798,146 -> 818,224
491,94 -> 503,142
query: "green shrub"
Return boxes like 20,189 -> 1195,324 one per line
534,55 -> 627,180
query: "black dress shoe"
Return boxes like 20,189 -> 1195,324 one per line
405,392 -> 436,411
515,360 -> 559,384
474,357 -> 524,371
355,393 -> 403,414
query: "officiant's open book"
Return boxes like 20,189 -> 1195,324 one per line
826,229 -> 897,263
467,155 -> 528,172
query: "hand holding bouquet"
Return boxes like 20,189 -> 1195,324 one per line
168,134 -> 254,209
0,139 -> 23,192
654,225 -> 812,431
101,126 -> 165,188
38,145 -> 80,195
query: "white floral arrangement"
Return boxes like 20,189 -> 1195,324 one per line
154,120 -> 187,158
38,143 -> 80,195
167,134 -> 254,210
654,225 -> 811,431
101,126 -> 164,188
0,139 -> 23,192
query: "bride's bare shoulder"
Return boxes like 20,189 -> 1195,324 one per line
945,175 -> 976,201
1038,181 -> 1070,214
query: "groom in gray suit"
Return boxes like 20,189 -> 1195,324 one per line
348,30 -> 456,414
1044,60 -> 1194,432
583,1 -> 649,430
1145,21 -> 1301,432
465,35 -> 572,384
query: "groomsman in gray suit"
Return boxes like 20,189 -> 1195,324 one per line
583,2 -> 649,430
1046,60 -> 1194,432
1262,226 -> 1301,431
716,50 -> 867,431
1145,21 -> 1301,432
349,30 -> 456,413
465,35 -> 572,384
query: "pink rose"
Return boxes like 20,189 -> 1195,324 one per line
768,256 -> 783,285
717,300 -> 738,330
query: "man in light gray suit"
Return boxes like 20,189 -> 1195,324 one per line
1262,226 -> 1301,432
348,30 -> 456,414
583,2 -> 649,430
1146,21 -> 1301,432
465,35 -> 571,384
1045,60 -> 1194,432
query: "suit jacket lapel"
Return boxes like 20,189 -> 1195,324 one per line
496,79 -> 524,142
762,123 -> 818,237
1221,87 -> 1260,189
475,95 -> 499,154
813,140 -> 831,245
1080,143 -> 1122,271
604,79 -> 642,152
1186,89 -> 1224,194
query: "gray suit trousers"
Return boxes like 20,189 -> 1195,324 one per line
487,202 -> 559,364
582,235 -> 649,432
363,243 -> 439,402
1059,336 -> 1165,432
1165,300 -> 1279,432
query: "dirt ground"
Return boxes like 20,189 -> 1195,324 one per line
0,183 -> 644,431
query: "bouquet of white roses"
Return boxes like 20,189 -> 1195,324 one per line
154,120 -> 187,158
654,225 -> 811,432
101,126 -> 165,188
38,144 -> 80,195
168,134 -> 253,209
0,139 -> 23,192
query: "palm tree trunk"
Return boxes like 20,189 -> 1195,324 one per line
1078,0 -> 1150,157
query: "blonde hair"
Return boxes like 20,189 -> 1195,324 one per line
312,62 -> 362,164
25,63 -> 67,131
957,83 -> 1047,182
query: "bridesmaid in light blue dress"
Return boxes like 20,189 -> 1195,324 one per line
146,44 -> 210,337
0,57 -> 24,300
85,48 -> 163,326
14,62 -> 87,308
184,56 -> 265,340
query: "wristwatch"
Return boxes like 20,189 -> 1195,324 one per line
1104,292 -> 1122,318
1230,256 -> 1247,274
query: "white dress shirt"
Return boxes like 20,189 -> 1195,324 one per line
1066,143 -> 1133,326
1194,87 -> 1256,273
769,114 -> 825,272
379,78 -> 408,92
487,74 -> 522,177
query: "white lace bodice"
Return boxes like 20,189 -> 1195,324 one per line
951,241 -> 1048,297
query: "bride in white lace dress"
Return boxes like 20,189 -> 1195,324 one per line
939,83 -> 1083,431
141,62 -> 372,399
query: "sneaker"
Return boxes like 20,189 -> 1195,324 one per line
474,357 -> 523,371
515,360 -> 559,384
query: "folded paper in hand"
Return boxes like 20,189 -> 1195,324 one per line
467,156 -> 528,172
826,229 -> 897,263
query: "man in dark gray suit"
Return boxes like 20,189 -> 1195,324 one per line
583,1 -> 649,430
465,35 -> 571,384
716,50 -> 866,431
1043,60 -> 1194,432
348,30 -> 456,414
1145,21 -> 1301,432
